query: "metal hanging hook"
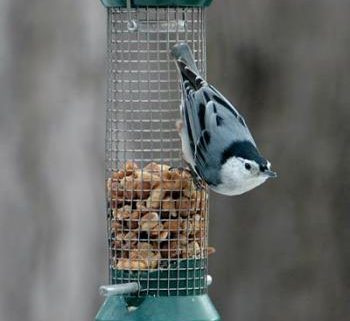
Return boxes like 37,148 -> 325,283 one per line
126,0 -> 138,31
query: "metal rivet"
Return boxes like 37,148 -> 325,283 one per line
127,20 -> 138,32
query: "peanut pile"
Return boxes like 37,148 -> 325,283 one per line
107,161 -> 215,271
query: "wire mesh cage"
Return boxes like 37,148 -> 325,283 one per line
96,2 -> 220,320
105,6 -> 210,297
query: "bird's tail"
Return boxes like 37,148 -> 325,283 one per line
171,43 -> 205,90
171,43 -> 200,74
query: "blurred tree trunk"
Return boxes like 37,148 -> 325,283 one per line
207,1 -> 350,321
0,1 -> 107,320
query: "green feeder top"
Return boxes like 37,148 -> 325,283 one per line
101,0 -> 213,8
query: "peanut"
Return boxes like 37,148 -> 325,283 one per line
147,252 -> 161,269
112,170 -> 125,180
192,214 -> 204,233
130,242 -> 154,260
140,212 -> 159,231
161,196 -> 177,216
180,220 -> 194,236
116,258 -> 148,270
113,205 -> 132,220
125,161 -> 139,176
144,162 -> 170,175
146,187 -> 165,209
181,241 -> 200,258
134,180 -> 152,199
136,200 -> 146,209
163,219 -> 182,232
208,247 -> 216,255
118,176 -> 135,200
176,197 -> 192,217
126,210 -> 141,229
108,161 -> 212,271
150,223 -> 169,240
111,221 -> 123,231
107,177 -> 124,202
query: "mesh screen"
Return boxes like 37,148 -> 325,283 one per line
106,7 -> 210,296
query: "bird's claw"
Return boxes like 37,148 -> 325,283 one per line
169,166 -> 191,174
169,166 -> 205,191
193,176 -> 205,191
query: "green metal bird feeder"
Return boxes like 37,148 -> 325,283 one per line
95,0 -> 220,320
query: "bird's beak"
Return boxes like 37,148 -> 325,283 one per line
263,170 -> 277,178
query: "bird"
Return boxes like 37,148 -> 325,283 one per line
171,43 -> 277,196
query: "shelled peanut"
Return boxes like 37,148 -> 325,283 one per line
107,161 -> 214,270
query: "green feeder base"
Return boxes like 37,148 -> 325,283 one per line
96,294 -> 221,321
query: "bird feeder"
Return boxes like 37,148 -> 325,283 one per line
95,1 -> 220,320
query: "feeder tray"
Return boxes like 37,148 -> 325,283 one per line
96,1 -> 220,320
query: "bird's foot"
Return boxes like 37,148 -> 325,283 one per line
169,166 -> 205,191
192,175 -> 205,191
169,166 -> 191,174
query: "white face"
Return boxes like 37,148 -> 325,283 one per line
213,157 -> 272,196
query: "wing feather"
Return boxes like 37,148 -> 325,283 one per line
181,83 -> 256,185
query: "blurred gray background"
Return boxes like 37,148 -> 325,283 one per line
0,0 -> 349,321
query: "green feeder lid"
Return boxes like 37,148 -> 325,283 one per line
101,0 -> 213,8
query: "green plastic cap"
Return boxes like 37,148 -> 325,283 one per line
101,0 -> 213,8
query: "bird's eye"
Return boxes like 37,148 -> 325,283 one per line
245,163 -> 251,170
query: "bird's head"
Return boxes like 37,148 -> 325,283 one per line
216,141 -> 277,195
236,157 -> 277,180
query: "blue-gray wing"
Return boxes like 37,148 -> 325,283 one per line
182,84 -> 256,185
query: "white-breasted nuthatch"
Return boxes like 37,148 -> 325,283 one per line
171,43 -> 277,196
